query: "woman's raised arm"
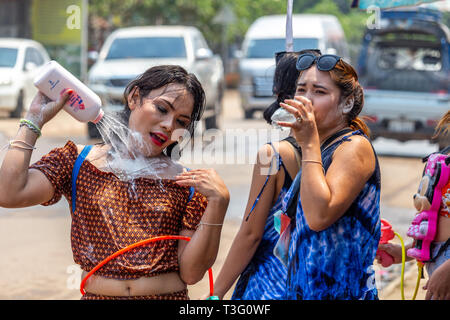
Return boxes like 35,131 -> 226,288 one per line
0,90 -> 71,208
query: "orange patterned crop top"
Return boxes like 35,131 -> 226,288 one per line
29,141 -> 207,279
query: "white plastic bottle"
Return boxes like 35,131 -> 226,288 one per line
34,60 -> 104,123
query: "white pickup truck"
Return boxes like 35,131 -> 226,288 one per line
357,9 -> 450,149
87,26 -> 224,138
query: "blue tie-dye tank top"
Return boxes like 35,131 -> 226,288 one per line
283,130 -> 381,300
232,141 -> 298,300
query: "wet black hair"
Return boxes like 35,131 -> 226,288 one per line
120,65 -> 206,158
263,49 -> 321,124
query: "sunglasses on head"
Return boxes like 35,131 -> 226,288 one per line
296,53 -> 341,71
275,49 -> 322,65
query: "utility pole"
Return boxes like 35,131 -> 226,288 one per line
212,4 -> 236,74
286,0 -> 293,52
81,0 -> 88,83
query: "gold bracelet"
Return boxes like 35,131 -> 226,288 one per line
301,159 -> 322,165
9,140 -> 36,151
301,159 -> 325,174
196,221 -> 223,229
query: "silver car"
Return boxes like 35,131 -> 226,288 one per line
88,26 -> 224,138
238,14 -> 349,119
0,38 -> 50,118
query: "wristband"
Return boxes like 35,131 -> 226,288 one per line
19,118 -> 42,138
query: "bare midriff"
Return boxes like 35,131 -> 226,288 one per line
81,271 -> 187,296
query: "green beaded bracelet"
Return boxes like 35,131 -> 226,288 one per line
19,118 -> 42,138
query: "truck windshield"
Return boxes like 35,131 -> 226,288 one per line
245,38 -> 318,58
106,37 -> 187,59
0,47 -> 18,67
362,32 -> 447,92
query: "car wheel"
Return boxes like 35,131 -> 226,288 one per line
10,90 -> 24,118
205,98 -> 222,130
204,115 -> 217,130
244,109 -> 254,119
87,122 -> 102,139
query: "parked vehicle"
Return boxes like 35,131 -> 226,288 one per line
0,38 -> 50,118
238,14 -> 349,119
357,8 -> 450,149
87,26 -> 225,138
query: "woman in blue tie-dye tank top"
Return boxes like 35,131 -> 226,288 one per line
211,51 -> 311,300
276,53 -> 381,300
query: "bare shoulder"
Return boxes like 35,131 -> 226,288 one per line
75,144 -> 85,155
277,140 -> 300,163
256,141 -> 297,166
253,143 -> 281,179
333,134 -> 376,172
77,143 -> 109,163
256,143 -> 277,165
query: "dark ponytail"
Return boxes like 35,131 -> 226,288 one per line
263,52 -> 302,124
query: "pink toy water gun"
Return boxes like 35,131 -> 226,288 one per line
377,219 -> 395,267
407,153 -> 450,262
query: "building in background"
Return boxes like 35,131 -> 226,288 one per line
0,0 -> 31,38
0,0 -> 86,78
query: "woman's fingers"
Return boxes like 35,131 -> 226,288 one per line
282,98 -> 309,119
175,169 -> 205,178
275,121 -> 296,128
175,169 -> 206,185
175,169 -> 229,202
293,95 -> 314,112
57,88 -> 73,107
27,89 -> 74,128
279,102 -> 299,115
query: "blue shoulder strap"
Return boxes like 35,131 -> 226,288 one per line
185,167 -> 195,203
71,145 -> 93,214
244,143 -> 279,221
187,186 -> 195,203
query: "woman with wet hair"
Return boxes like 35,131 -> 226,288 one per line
277,53 -> 381,300
0,65 -> 230,300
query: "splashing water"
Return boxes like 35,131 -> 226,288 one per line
92,111 -> 184,183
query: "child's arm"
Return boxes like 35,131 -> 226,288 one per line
376,242 -> 414,265
0,91 -> 71,208
424,259 -> 450,300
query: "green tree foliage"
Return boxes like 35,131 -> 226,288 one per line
303,0 -> 369,45
89,0 -> 290,51
90,0 -> 444,53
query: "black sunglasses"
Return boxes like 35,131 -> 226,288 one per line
275,49 -> 322,65
296,53 -> 341,71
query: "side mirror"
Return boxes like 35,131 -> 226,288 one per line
88,50 -> 99,63
195,48 -> 213,60
233,50 -> 244,59
24,61 -> 37,72
325,48 -> 337,55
